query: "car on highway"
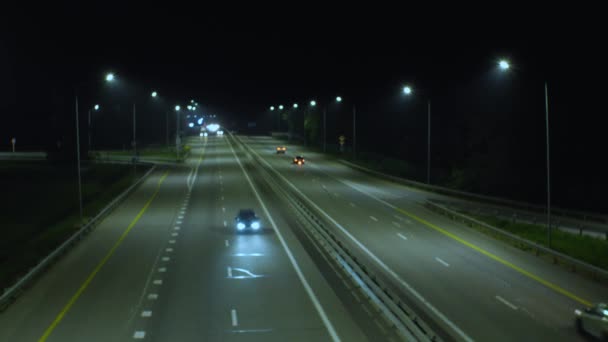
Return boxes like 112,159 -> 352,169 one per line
575,302 -> 608,339
234,209 -> 261,232
276,146 -> 286,154
293,155 -> 305,165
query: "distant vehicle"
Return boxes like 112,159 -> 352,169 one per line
276,146 -> 286,154
293,155 -> 305,165
217,130 -> 224,136
235,209 -> 261,232
575,303 -> 608,339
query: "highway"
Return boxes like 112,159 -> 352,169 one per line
0,136 -> 375,341
1,132 -> 606,341
237,135 -> 608,341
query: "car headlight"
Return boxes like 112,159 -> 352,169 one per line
251,221 -> 260,229
237,222 -> 246,230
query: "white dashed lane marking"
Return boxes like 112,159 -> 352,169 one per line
496,296 -> 518,310
397,233 -> 408,241
141,310 -> 152,318
153,280 -> 163,285
158,267 -> 167,273
231,309 -> 238,326
349,202 -> 356,207
369,216 -> 378,222
147,294 -> 158,300
435,257 -> 450,267
392,221 -> 401,228
133,331 -> 145,339
223,221 -> 227,227
225,240 -> 230,247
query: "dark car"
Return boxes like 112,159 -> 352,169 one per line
293,155 -> 305,165
235,209 -> 261,232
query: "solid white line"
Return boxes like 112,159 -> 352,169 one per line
223,220 -> 227,227
369,216 -> 378,222
227,135 -> 341,342
496,295 -> 518,310
231,309 -> 238,326
225,240 -> 229,247
227,266 -> 233,278
141,310 -> 152,317
435,257 -> 450,267
133,331 -> 146,339
242,137 -> 471,342
392,221 -> 402,228
397,233 -> 408,241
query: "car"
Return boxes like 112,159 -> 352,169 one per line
234,209 -> 261,232
276,146 -> 286,154
293,155 -> 305,165
575,302 -> 608,339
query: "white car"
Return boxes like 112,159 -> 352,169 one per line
575,303 -> 608,340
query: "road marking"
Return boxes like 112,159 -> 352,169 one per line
229,267 -> 264,279
369,216 -> 378,222
394,214 -> 405,221
339,176 -> 593,307
181,207 -> 186,210
178,215 -> 184,219
171,232 -> 178,236
165,248 -> 173,252
141,310 -> 152,317
231,309 -> 238,326
158,267 -> 167,273
243,141 -> 471,342
221,196 -> 224,200
232,253 -> 264,257
222,207 -> 226,212
226,134 -> 340,342
227,267 -> 233,278
169,240 -> 176,244
392,221 -> 402,228
349,202 -> 356,207
174,226 -> 180,230
496,296 -> 518,310
162,257 -> 170,262
225,240 -> 230,247
38,171 -> 170,342
333,192 -> 339,197
153,280 -> 163,285
397,233 -> 408,241
435,257 -> 450,267
176,220 -> 182,224
223,220 -> 227,227
133,331 -> 146,339
147,294 -> 158,300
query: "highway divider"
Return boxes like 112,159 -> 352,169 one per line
425,201 -> 608,284
0,163 -> 156,312
232,133 -> 443,341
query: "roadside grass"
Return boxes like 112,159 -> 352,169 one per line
463,213 -> 608,271
0,162 -> 149,292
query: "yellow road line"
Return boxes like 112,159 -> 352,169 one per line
394,206 -> 593,307
39,171 -> 170,342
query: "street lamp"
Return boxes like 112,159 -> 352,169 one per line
310,100 -> 316,107
270,106 -> 275,111
94,104 -> 100,110
336,96 -> 342,102
498,59 -> 510,71
498,60 -> 552,247
175,105 -> 181,160
151,91 -> 158,98
402,85 -> 431,184
293,103 -> 298,109
105,73 -> 115,82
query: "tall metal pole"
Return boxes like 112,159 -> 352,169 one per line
427,100 -> 431,184
352,105 -> 356,159
545,82 -> 551,248
132,103 -> 137,158
176,110 -> 180,160
75,94 -> 83,222
323,107 -> 327,153
166,111 -> 169,147
88,109 -> 92,151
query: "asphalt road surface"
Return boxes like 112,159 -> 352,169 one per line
239,135 -> 607,342
0,136 -> 368,342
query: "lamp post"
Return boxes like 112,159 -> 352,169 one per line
175,105 -> 181,160
402,85 -> 431,184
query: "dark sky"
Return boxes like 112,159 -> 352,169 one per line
2,2 -> 608,210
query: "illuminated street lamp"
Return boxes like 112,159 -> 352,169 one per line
105,73 -> 115,82
270,106 -> 275,111
151,91 -> 158,97
336,96 -> 342,102
310,100 -> 316,107
293,103 -> 298,109
498,59 -> 510,71
94,104 -> 100,110
402,86 -> 412,95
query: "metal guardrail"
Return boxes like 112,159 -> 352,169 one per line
339,159 -> 608,225
0,164 -> 156,311
425,201 -> 608,283
234,134 -> 440,341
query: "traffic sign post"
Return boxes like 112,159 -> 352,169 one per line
339,135 -> 345,153
11,137 -> 16,152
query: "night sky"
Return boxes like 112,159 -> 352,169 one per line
2,3 -> 607,211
